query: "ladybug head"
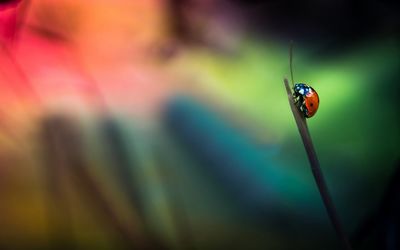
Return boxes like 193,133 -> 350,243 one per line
294,83 -> 313,96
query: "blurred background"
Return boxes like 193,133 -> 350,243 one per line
0,0 -> 399,249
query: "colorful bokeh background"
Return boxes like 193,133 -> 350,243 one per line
0,0 -> 399,249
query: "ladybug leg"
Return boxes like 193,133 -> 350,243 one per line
293,93 -> 300,106
299,99 -> 309,117
300,106 -> 308,117
293,94 -> 302,108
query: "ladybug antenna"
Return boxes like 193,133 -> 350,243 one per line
289,41 -> 294,87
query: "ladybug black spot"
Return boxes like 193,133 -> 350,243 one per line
310,103 -> 314,106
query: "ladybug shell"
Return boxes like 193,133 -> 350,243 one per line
303,89 -> 319,118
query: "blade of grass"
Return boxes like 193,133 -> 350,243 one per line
289,41 -> 294,87
284,78 -> 352,250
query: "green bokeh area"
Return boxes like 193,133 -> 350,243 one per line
173,37 -> 400,231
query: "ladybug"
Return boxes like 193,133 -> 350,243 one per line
293,83 -> 319,118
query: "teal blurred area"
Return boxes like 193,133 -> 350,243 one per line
0,0 -> 399,249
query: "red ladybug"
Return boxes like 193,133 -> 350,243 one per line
293,83 -> 319,118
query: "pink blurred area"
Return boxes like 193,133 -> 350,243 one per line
1,0 -> 177,119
